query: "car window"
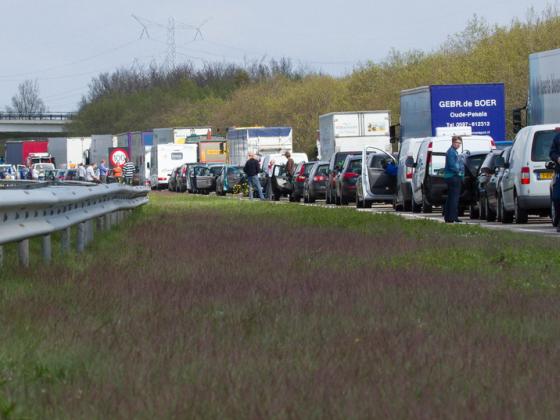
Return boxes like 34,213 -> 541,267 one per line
349,159 -> 362,174
317,165 -> 329,176
209,166 -> 223,176
466,154 -> 487,176
431,154 -> 446,176
228,166 -> 241,175
369,155 -> 389,169
303,163 -> 314,176
531,130 -> 556,162
333,152 -> 353,169
480,153 -> 496,170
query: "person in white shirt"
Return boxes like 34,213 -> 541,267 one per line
78,163 -> 87,181
86,164 -> 99,183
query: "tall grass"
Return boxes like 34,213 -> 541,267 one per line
0,194 -> 559,418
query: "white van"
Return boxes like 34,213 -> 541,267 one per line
395,137 -> 425,211
410,135 -> 494,212
149,144 -> 198,189
497,124 -> 559,223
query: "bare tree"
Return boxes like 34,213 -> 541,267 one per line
6,79 -> 48,114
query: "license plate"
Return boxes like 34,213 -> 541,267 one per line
538,171 -> 553,180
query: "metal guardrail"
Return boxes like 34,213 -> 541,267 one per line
0,183 -> 149,267
0,112 -> 75,121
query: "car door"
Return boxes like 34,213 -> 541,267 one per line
273,165 -> 291,193
501,129 -> 527,209
412,142 -> 427,203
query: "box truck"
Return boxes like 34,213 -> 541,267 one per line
318,111 -> 391,161
226,127 -> 293,166
153,127 -> 212,146
400,83 -> 506,141
149,143 -> 198,188
5,140 -> 48,165
48,137 -> 91,168
527,48 -> 560,125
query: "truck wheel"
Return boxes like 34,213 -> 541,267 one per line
514,194 -> 528,224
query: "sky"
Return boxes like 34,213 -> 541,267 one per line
0,0 -> 556,112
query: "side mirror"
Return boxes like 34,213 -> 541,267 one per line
405,156 -> 415,168
546,161 -> 556,170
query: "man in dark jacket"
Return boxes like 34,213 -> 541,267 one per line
443,136 -> 464,223
549,131 -> 560,231
244,153 -> 264,200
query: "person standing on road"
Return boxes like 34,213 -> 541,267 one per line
113,165 -> 123,183
285,152 -> 295,178
244,152 -> 264,200
77,163 -> 87,181
443,136 -> 464,223
123,159 -> 135,185
99,159 -> 108,183
86,163 -> 99,183
549,130 -> 560,232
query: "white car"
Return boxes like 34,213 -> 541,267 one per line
394,137 -> 425,211
497,124 -> 559,223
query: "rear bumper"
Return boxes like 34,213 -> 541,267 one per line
518,195 -> 550,210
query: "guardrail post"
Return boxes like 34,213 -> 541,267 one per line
89,220 -> 95,243
18,239 -> 29,268
104,214 -> 111,230
42,235 -> 52,264
97,216 -> 105,232
77,222 -> 86,253
61,227 -> 71,254
0,246 -> 3,267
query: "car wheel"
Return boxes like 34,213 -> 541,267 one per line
469,203 -> 480,219
421,192 -> 432,213
514,194 -> 528,224
479,196 -> 487,220
500,195 -> 514,224
364,200 -> 373,209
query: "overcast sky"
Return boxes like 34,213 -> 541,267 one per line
0,0 -> 556,112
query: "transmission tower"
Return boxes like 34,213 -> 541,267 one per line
166,17 -> 176,70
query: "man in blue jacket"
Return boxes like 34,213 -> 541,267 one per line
443,136 -> 464,223
549,131 -> 560,231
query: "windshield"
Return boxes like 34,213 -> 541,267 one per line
333,152 -> 355,169
348,159 -> 362,174
531,130 -> 556,162
209,166 -> 223,176
34,164 -> 55,171
317,165 -> 329,176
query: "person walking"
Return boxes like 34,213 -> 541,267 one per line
123,159 -> 135,185
549,130 -> 560,232
99,159 -> 108,183
443,136 -> 464,223
243,152 -> 264,200
77,163 -> 87,181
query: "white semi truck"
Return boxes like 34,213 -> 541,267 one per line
318,111 -> 392,162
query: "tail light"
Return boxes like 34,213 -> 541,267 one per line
521,167 -> 530,185
343,172 -> 358,180
406,167 -> 413,179
158,177 -> 167,181
490,139 -> 496,149
313,175 -> 326,182
296,175 -> 306,183
428,142 -> 433,151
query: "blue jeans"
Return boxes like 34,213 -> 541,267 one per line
444,176 -> 462,222
248,175 -> 264,199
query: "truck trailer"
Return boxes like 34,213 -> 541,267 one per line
153,127 -> 212,146
318,111 -> 391,162
48,137 -> 91,168
528,48 -> 560,125
400,83 -> 506,141
89,134 -> 116,167
149,143 -> 198,188
226,127 -> 293,166
5,140 -> 48,165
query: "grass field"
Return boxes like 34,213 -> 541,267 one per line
1,193 -> 560,418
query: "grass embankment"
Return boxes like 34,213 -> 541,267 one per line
1,193 -> 559,418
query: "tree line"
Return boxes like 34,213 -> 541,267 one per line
70,7 -> 560,156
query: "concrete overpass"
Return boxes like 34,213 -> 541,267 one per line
0,112 -> 74,134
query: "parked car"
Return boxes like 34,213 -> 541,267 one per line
335,155 -> 362,205
303,161 -> 329,203
268,164 -> 292,200
177,163 -> 196,193
483,147 -> 512,222
356,148 -> 397,208
289,161 -> 316,202
325,151 -> 360,204
168,167 -> 181,192
409,135 -> 494,213
0,164 -> 17,180
475,150 -> 502,220
496,124 -> 557,224
394,137 -> 425,211
188,165 -> 210,194
216,165 -> 245,195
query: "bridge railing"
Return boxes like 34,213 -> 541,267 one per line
0,112 -> 75,121
0,182 -> 149,267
